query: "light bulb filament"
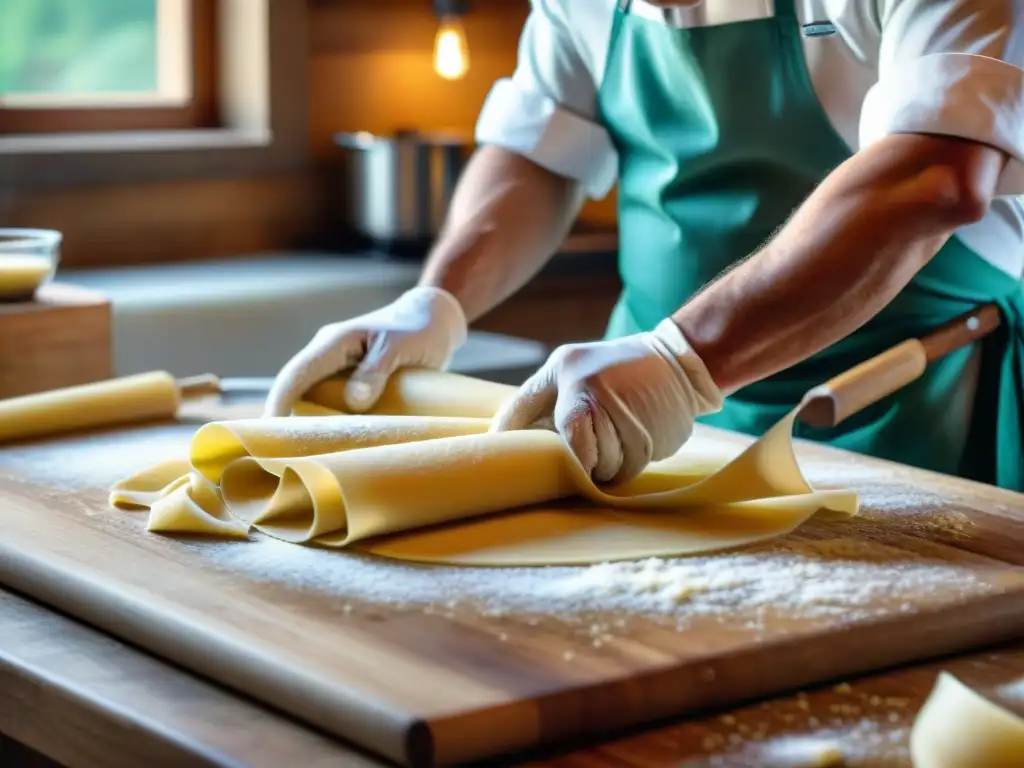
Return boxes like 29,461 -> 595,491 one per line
434,17 -> 469,80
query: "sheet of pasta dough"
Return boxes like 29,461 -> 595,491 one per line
910,672 -> 1024,767
111,369 -> 858,566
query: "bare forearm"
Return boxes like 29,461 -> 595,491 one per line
673,135 -> 1006,394
419,145 -> 585,322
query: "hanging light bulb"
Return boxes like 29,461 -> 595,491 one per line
432,0 -> 470,80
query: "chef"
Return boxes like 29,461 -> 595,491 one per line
267,0 -> 1024,491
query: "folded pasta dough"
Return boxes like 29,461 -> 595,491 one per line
190,414 -> 492,482
911,672 -> 1024,767
111,369 -> 859,565
111,413 -> 492,537
217,406 -> 857,563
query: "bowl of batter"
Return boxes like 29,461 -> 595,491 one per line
0,229 -> 62,301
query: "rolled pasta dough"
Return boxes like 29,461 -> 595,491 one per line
110,370 -> 858,566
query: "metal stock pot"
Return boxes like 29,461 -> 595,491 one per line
334,130 -> 471,251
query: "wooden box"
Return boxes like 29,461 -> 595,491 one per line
0,283 -> 112,399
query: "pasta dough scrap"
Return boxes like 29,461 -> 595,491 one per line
110,369 -> 859,566
149,474 -> 249,538
911,672 -> 1024,767
110,458 -> 249,539
111,459 -> 194,510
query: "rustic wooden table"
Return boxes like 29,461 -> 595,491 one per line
2,582 -> 1022,768
3,391 -> 1024,767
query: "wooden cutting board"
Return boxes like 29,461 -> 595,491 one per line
0,398 -> 1023,767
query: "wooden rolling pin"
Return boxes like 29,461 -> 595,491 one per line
0,371 -> 227,444
799,304 -> 1002,428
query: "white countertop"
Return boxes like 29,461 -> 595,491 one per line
62,253 -> 547,383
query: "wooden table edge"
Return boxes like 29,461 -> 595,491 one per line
0,587 -> 383,768
5,578 -> 1024,768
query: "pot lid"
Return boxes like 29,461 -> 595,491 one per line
334,129 -> 470,148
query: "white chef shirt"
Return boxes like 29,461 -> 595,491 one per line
475,0 -> 1024,278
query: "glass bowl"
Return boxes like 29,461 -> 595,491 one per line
0,228 -> 62,301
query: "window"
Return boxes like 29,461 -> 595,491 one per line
0,0 -> 218,134
0,0 -> 309,188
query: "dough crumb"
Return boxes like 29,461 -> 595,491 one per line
759,735 -> 845,767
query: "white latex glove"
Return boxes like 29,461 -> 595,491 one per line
491,319 -> 724,485
263,286 -> 467,417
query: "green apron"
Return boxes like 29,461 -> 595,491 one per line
597,0 -> 1024,490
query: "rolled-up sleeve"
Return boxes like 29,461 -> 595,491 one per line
859,0 -> 1024,196
474,1 -> 618,199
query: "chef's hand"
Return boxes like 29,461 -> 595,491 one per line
263,286 -> 467,417
491,319 -> 724,485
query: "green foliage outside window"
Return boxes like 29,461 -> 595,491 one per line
0,0 -> 158,95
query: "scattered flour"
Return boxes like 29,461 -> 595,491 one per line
549,542 -> 985,618
691,682 -> 916,767
0,424 -> 193,490
753,734 -> 846,766
184,534 -> 996,624
997,677 -> 1024,702
737,721 -> 909,767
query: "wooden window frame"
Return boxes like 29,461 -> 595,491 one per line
0,0 -> 309,191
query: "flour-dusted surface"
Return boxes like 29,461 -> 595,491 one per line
176,533 -> 1000,632
699,720 -> 911,768
993,673 -> 1024,720
0,422 -> 195,490
1000,678 -> 1024,701
4,404 -> 1024,766
0,417 -> 1010,630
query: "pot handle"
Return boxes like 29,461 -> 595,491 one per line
333,131 -> 379,149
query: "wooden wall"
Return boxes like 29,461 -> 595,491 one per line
1,175 -> 323,270
3,0 -> 615,269
0,0 -> 620,343
309,0 -> 528,153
